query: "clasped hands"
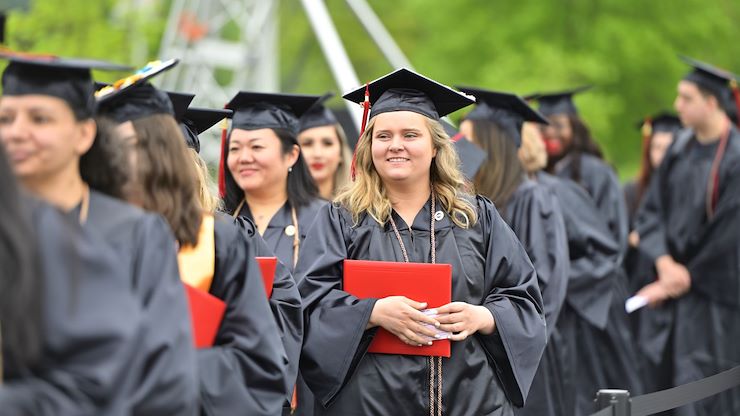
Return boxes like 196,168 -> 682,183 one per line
367,296 -> 496,347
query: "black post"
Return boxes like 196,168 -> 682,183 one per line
595,389 -> 631,416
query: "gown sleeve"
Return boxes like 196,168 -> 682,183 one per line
474,196 -> 547,407
0,203 -> 140,416
506,186 -> 569,338
124,214 -> 199,415
634,166 -> 670,263
230,213 -> 303,397
554,177 -> 621,330
294,204 -> 377,408
682,161 -> 740,307
196,218 -> 287,415
584,158 -> 630,263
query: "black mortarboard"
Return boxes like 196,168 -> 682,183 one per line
167,91 -> 195,122
299,92 -> 338,133
637,112 -> 682,137
343,68 -> 474,121
453,137 -> 486,179
95,59 -> 179,123
680,56 -> 738,109
1,50 -> 130,119
533,85 -> 591,117
180,107 -> 232,153
225,91 -> 321,137
457,86 -> 548,147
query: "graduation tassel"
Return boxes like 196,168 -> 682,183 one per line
706,118 -> 731,219
217,106 -> 229,198
350,83 -> 371,181
731,79 -> 740,129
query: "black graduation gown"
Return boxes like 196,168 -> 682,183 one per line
68,189 -> 199,415
229,213 -> 304,402
296,196 -> 547,416
635,127 -> 740,416
502,179 -> 570,416
537,172 -> 643,416
0,199 -> 139,416
195,214 -> 289,415
236,199 -> 326,415
555,153 -> 629,262
236,199 -> 328,271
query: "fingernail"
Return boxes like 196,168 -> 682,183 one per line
420,303 -> 428,308
427,341 -> 433,346
434,333 -> 442,339
434,322 -> 440,328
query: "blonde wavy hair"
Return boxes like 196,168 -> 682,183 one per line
335,115 -> 477,228
187,148 -> 222,213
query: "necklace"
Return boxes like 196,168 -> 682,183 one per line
388,190 -> 443,416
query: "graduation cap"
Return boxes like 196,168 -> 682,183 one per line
637,112 -> 682,138
95,59 -> 180,123
680,56 -> 738,99
343,67 -> 475,122
0,49 -> 131,119
180,107 -> 232,153
225,91 -> 321,137
457,86 -> 548,147
680,56 -> 740,120
299,92 -> 339,133
532,85 -> 591,117
342,68 -> 474,180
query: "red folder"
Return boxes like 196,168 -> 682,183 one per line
343,259 -> 452,357
256,257 -> 277,298
184,283 -> 226,348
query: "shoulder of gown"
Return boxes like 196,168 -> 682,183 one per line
0,198 -> 141,416
193,216 -> 287,415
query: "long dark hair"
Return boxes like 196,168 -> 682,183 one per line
0,145 -> 43,373
222,127 -> 319,214
563,114 -> 604,184
131,114 -> 203,247
471,119 -> 525,212
81,117 -> 131,199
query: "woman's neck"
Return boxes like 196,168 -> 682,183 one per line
245,187 -> 288,235
695,112 -> 729,144
318,177 -> 335,200
22,164 -> 86,211
386,180 -> 432,226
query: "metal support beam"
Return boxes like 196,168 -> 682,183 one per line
299,0 -> 362,131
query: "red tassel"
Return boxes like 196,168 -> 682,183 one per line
450,132 -> 464,143
731,79 -> 740,129
218,104 -> 228,198
350,83 -> 371,182
707,120 -> 731,218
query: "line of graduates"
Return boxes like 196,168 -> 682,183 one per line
0,48 -> 738,416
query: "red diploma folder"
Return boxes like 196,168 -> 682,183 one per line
343,259 -> 452,357
184,283 -> 226,348
256,257 -> 277,298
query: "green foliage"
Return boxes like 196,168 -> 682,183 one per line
4,0 -> 740,179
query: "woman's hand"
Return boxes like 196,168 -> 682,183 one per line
368,296 -> 441,346
635,281 -> 670,307
436,302 -> 495,341
656,255 -> 691,298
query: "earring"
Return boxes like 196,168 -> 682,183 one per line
288,167 -> 293,173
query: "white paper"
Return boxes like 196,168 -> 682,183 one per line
420,308 -> 452,340
625,295 -> 649,314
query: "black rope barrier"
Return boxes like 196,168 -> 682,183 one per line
589,364 -> 740,416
